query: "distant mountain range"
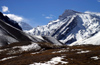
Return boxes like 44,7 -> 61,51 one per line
0,10 -> 100,46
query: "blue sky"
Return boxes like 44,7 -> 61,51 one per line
0,0 -> 100,27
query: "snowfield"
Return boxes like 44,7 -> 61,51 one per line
13,42 -> 41,51
70,32 -> 100,46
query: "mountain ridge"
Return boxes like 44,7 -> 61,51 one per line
26,10 -> 100,45
0,12 -> 22,30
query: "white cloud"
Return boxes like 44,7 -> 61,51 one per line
2,6 -> 9,12
44,14 -> 55,19
42,14 -> 45,16
50,14 -> 53,16
84,11 -> 100,16
1,6 -> 28,22
98,0 -> 100,2
45,16 -> 52,19
4,14 -> 27,22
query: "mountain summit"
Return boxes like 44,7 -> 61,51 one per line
59,10 -> 81,20
26,10 -> 100,45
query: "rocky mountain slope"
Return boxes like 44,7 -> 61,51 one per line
0,12 -> 22,30
0,12 -> 31,46
0,12 -> 62,46
26,10 -> 100,45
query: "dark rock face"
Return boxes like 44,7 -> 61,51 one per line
0,12 -> 22,30
0,12 -> 31,46
52,16 -> 78,40
0,19 -> 32,46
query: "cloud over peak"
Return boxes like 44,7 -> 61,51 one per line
4,14 -> 24,22
2,6 -> 9,12
84,11 -> 100,16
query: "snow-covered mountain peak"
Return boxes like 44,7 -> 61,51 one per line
59,10 -> 81,20
26,10 -> 100,45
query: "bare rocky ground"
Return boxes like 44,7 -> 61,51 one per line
0,42 -> 100,65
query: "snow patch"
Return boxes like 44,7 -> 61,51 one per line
0,56 -> 17,61
71,49 -> 82,51
77,50 -> 90,54
0,48 -> 9,52
30,56 -> 68,65
91,56 -> 100,60
52,50 -> 68,53
34,35 -> 44,40
31,52 -> 40,54
19,42 -> 41,51
13,42 -> 41,51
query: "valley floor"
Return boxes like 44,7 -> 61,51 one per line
0,42 -> 100,65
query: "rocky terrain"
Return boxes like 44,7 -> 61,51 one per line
0,42 -> 100,65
